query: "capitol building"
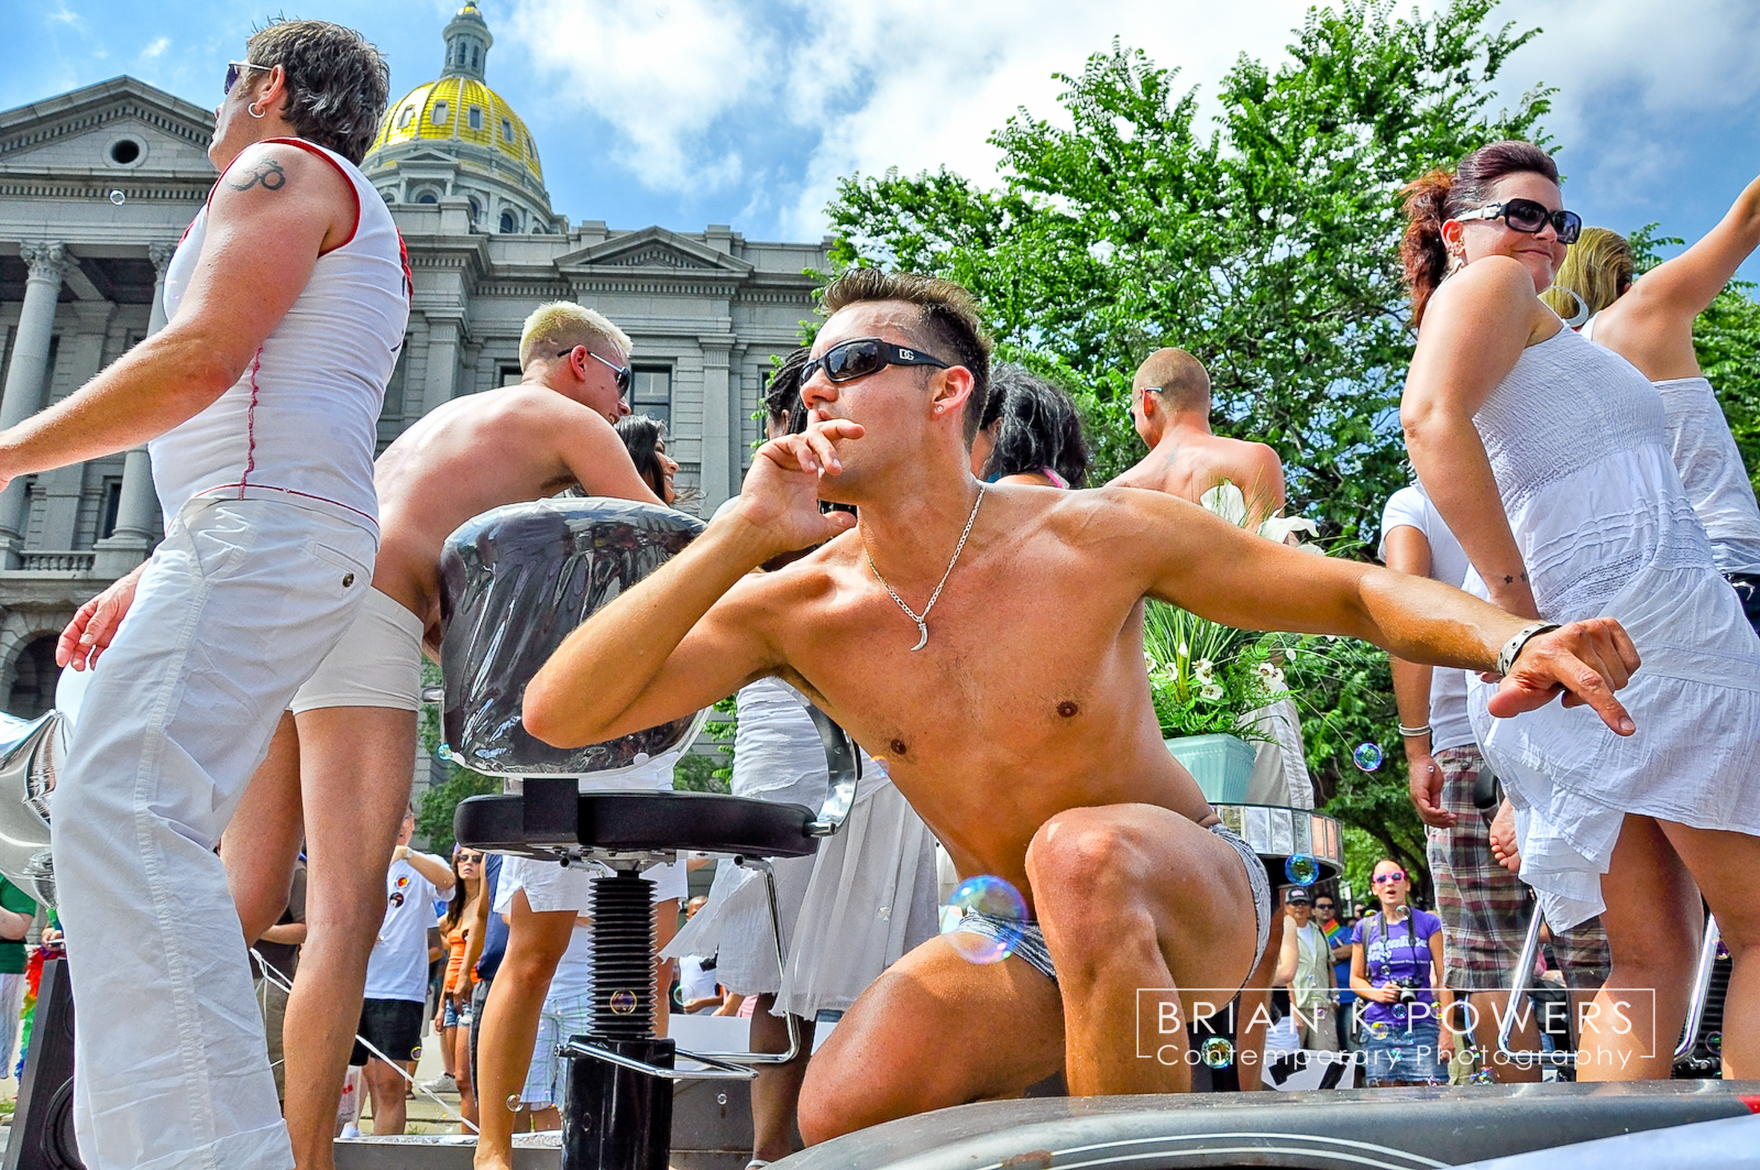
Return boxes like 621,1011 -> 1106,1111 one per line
0,3 -> 826,717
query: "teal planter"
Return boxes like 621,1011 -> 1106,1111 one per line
1166,733 -> 1256,804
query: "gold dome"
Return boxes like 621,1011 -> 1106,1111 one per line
370,76 -> 542,183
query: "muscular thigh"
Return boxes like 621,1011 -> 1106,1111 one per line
807,934 -> 1065,1115
296,707 -> 419,915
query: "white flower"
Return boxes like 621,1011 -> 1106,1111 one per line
1200,683 -> 1226,702
1144,651 -> 1158,669
1193,658 -> 1216,683
1177,642 -> 1190,661
1255,662 -> 1286,689
1200,482 -> 1250,527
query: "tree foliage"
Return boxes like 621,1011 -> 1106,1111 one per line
827,0 -> 1552,543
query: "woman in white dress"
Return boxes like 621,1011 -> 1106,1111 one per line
1398,139 -> 1760,1081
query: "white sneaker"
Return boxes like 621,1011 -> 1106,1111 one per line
420,1073 -> 459,1094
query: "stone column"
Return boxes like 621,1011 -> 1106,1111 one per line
422,316 -> 462,409
697,335 -> 736,511
95,242 -> 177,577
0,242 -> 72,565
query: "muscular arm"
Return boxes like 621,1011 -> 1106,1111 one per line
522,424 -> 859,748
0,144 -> 352,486
1598,170 -> 1760,380
1123,481 -> 1638,732
1401,258 -> 1548,618
1382,525 -> 1454,828
542,398 -> 665,504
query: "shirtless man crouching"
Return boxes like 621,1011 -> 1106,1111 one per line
518,269 -> 1640,1141
205,302 -> 661,1169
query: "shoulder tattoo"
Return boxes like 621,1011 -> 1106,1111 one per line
228,156 -> 288,192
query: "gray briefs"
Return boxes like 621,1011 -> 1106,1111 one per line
961,820 -> 1272,985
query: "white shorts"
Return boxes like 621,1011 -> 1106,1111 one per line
495,855 -> 688,916
289,587 -> 423,713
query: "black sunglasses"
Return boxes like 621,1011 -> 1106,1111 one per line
1455,198 -> 1582,245
225,60 -> 269,96
801,337 -> 951,389
558,347 -> 631,396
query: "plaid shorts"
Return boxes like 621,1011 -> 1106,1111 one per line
1428,746 -> 1609,992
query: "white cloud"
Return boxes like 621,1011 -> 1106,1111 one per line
45,2 -> 83,27
506,0 -> 776,190
139,35 -> 170,62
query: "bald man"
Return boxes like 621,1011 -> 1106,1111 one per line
1111,348 -> 1286,529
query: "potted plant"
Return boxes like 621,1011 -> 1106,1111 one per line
1144,600 -> 1289,803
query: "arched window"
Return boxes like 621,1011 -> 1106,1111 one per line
396,105 -> 414,130
469,106 -> 483,131
415,190 -> 438,204
6,636 -> 60,720
500,211 -> 517,234
500,118 -> 513,144
431,100 -> 450,126
472,45 -> 481,69
468,197 -> 482,223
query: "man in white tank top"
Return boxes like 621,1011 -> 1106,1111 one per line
8,23 -> 405,1170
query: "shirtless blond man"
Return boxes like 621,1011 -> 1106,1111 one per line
207,301 -> 660,1169
518,269 -> 1640,1142
1112,348 -> 1286,527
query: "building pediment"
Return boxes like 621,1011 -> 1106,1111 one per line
555,227 -> 752,275
0,76 -> 216,179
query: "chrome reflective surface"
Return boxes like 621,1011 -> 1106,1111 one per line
440,498 -> 708,778
1209,803 -> 1346,878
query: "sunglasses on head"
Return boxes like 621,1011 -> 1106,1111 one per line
558,347 -> 632,396
801,337 -> 951,389
225,60 -> 269,95
1372,870 -> 1407,885
1454,198 -> 1582,245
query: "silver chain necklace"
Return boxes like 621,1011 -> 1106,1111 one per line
864,483 -> 987,652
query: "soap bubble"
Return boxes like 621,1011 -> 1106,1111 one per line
632,751 -> 651,766
939,875 -> 1028,965
438,743 -> 455,761
1369,1021 -> 1390,1040
1716,940 -> 1730,961
1707,1032 -> 1722,1055
1353,742 -> 1383,771
609,990 -> 638,1015
716,1092 -> 728,1106
1199,1037 -> 1233,1069
108,189 -> 125,205
506,1095 -> 524,1112
1284,853 -> 1321,886
1468,1068 -> 1493,1085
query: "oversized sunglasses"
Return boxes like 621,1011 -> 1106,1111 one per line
225,60 -> 270,95
1454,198 -> 1582,245
558,347 -> 632,396
801,337 -> 951,388
1371,870 -> 1407,885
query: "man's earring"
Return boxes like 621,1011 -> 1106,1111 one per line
248,100 -> 266,119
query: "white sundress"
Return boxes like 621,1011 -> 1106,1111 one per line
1459,326 -> 1760,929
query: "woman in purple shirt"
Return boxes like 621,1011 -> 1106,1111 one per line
1351,858 -> 1448,1085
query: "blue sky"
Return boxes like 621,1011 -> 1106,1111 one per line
8,0 -> 1760,282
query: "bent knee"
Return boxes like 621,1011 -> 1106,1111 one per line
1027,809 -> 1146,895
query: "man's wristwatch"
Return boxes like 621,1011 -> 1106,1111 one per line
1496,621 -> 1561,676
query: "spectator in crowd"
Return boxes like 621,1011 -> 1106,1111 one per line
1311,894 -> 1356,1050
0,875 -> 36,1078
1351,859 -> 1447,1085
462,852 -> 507,1094
616,414 -> 683,506
971,364 -> 1092,488
1273,886 -> 1339,1051
245,856 -> 307,1107
1381,481 -> 1607,1083
435,847 -> 485,1131
674,896 -> 722,1014
514,910 -> 594,1131
1400,139 -> 1759,1080
352,810 -> 453,1135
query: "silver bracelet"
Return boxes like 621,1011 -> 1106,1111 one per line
1397,723 -> 1432,738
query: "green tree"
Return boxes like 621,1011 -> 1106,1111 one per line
415,660 -> 497,855
827,0 -> 1551,543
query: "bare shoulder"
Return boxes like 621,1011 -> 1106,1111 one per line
213,140 -> 349,208
1426,255 -> 1536,318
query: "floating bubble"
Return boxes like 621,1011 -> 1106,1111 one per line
506,1095 -> 524,1112
1200,1037 -> 1233,1069
1369,1021 -> 1390,1040
609,990 -> 638,1015
1707,1032 -> 1722,1055
1353,742 -> 1383,772
1716,940 -> 1730,961
438,742 -> 454,761
939,874 -> 1028,965
108,189 -> 126,205
1468,1068 -> 1494,1085
411,1046 -> 422,1059
715,1092 -> 728,1106
632,751 -> 651,766
1284,853 -> 1321,886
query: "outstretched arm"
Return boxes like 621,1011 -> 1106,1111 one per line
546,398 -> 665,505
1128,487 -> 1639,735
1382,525 -> 1453,829
1600,170 -> 1760,380
522,422 -> 860,748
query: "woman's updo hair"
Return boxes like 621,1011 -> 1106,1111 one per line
979,364 -> 1093,488
1399,140 -> 1560,326
1544,227 -> 1634,320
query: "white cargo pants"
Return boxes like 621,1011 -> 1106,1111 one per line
52,497 -> 375,1170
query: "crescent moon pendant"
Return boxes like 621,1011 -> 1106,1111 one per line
910,621 -> 929,652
